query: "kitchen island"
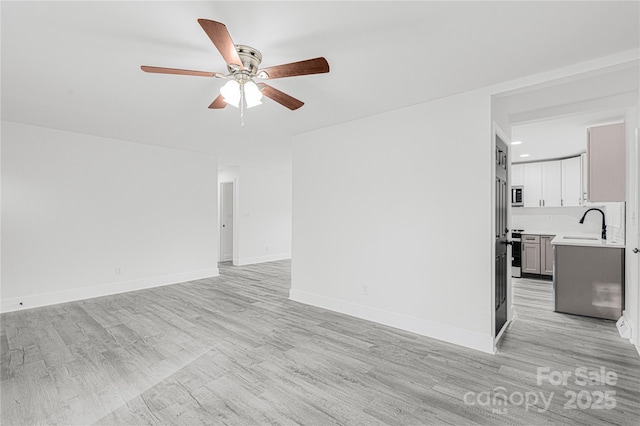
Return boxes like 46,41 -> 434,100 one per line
551,234 -> 624,320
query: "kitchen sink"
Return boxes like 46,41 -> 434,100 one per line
562,236 -> 599,241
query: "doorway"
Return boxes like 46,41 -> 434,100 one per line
220,182 -> 234,262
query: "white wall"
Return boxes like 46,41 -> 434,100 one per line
236,165 -> 292,265
1,122 -> 219,312
291,89 -> 495,353
218,164 -> 292,266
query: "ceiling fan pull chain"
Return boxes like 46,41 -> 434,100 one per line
240,83 -> 245,127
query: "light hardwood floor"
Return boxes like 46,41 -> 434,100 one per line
2,262 -> 639,425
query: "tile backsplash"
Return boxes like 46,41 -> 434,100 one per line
511,202 -> 625,242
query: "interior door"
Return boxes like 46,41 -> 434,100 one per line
220,182 -> 234,262
495,135 -> 509,336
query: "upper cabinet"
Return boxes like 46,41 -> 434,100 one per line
511,163 -> 524,186
515,156 -> 584,208
523,160 -> 562,207
561,156 -> 582,207
587,123 -> 625,202
542,161 -> 562,207
581,152 -> 589,203
511,122 -> 625,207
523,163 -> 542,207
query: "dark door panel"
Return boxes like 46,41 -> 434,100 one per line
495,135 -> 509,336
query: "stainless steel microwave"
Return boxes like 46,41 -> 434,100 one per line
512,186 -> 523,207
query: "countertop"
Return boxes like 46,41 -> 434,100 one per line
519,230 -> 559,236
550,233 -> 625,248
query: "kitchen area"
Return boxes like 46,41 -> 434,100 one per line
510,119 -> 627,323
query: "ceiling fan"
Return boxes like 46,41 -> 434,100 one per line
141,19 -> 330,123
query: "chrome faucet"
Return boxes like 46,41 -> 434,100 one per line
579,208 -> 606,240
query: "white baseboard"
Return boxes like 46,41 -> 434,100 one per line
289,288 -> 495,354
0,267 -> 220,313
620,311 -> 640,358
234,253 -> 291,266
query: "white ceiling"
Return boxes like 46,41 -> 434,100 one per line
2,1 -> 639,166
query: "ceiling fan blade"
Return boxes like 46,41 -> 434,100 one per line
209,94 -> 227,109
140,66 -> 215,77
197,19 -> 243,70
259,57 -> 329,80
258,84 -> 304,110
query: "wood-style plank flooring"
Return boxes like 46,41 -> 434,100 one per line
1,262 -> 639,425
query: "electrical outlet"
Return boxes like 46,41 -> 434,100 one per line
363,285 -> 369,295
265,245 -> 269,252
115,267 -> 122,276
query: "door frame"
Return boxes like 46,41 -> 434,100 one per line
219,180 -> 237,263
634,125 -> 640,352
492,122 -> 514,348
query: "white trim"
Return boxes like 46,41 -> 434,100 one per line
234,253 -> 291,266
289,288 -> 495,354
490,50 -> 639,97
0,267 -> 220,313
494,318 -> 511,347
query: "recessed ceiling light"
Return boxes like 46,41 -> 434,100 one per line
520,154 -> 530,158
511,141 -> 522,145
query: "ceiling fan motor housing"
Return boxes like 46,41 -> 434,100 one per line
231,45 -> 262,75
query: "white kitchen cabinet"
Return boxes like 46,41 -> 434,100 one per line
561,156 -> 582,207
523,161 -> 561,207
511,163 -> 524,186
587,123 -> 625,202
542,161 -> 562,207
523,163 -> 542,207
581,153 -> 588,203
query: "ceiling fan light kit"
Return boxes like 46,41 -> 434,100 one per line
141,19 -> 330,126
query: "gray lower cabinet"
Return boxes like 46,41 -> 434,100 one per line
540,236 -> 554,275
554,245 -> 624,320
521,234 -> 555,276
522,238 -> 540,274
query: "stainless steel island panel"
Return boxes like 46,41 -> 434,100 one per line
553,245 -> 624,320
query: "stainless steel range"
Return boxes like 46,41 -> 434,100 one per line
511,230 -> 523,278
